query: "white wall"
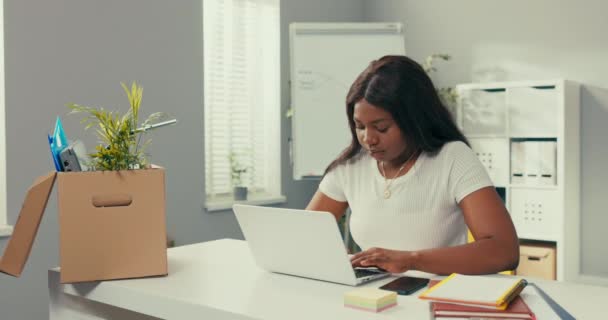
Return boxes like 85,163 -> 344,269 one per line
362,0 -> 608,279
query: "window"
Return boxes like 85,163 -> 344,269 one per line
203,0 -> 283,210
0,1 -> 10,236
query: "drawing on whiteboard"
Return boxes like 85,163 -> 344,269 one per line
296,69 -> 350,92
289,22 -> 405,179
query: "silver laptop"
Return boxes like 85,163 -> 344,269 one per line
233,204 -> 389,286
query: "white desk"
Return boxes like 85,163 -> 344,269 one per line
49,239 -> 605,319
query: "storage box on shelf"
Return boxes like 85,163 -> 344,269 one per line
455,79 -> 580,281
516,242 -> 557,280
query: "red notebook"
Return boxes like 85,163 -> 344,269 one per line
428,280 -> 536,319
432,296 -> 536,319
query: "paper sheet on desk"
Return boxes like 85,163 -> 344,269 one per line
520,286 -> 563,319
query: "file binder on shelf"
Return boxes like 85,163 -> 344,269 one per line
538,141 -> 557,185
523,141 -> 540,185
511,141 -> 526,184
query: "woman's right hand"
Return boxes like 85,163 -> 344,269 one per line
350,247 -> 416,274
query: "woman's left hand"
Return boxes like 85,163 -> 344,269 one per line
350,247 -> 413,273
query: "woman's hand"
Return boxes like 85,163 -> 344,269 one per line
350,247 -> 415,273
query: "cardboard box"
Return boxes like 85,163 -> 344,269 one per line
516,244 -> 556,280
0,167 -> 168,283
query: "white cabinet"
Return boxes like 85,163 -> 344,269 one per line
456,80 -> 580,281
460,89 -> 507,136
508,86 -> 559,137
468,138 -> 510,187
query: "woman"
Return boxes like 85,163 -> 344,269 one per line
306,55 -> 519,275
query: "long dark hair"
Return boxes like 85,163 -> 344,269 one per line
324,55 -> 468,175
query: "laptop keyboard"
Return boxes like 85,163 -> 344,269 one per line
354,268 -> 384,278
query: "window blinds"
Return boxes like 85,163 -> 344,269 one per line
203,0 -> 280,197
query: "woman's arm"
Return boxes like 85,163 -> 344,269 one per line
411,186 -> 520,274
306,191 -> 349,221
351,186 -> 520,275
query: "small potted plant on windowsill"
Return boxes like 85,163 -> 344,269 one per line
229,152 -> 249,201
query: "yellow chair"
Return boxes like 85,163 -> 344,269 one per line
468,230 -> 514,275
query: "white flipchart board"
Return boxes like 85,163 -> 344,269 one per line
289,23 -> 405,179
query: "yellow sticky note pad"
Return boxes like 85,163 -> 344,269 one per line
344,288 -> 397,312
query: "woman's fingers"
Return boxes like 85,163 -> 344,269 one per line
356,253 -> 385,267
350,249 -> 371,264
351,249 -> 411,274
351,248 -> 392,269
350,252 -> 364,262
351,254 -> 370,267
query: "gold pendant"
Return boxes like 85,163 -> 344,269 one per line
383,189 -> 391,199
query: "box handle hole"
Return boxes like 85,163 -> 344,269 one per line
92,194 -> 133,208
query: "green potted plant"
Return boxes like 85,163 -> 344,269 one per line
229,152 -> 249,201
66,81 -> 169,171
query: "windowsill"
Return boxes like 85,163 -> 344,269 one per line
0,224 -> 13,238
205,194 -> 287,212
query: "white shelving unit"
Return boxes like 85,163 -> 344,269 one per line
455,79 -> 580,281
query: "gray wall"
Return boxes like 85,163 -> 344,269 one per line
362,0 -> 608,278
0,0 -> 364,319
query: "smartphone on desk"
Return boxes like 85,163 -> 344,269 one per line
379,276 -> 429,295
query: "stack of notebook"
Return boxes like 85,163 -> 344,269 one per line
431,295 -> 535,319
419,274 -> 535,319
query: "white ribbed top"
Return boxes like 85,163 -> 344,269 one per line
319,141 -> 493,251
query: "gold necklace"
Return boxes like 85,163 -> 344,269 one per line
379,152 -> 416,199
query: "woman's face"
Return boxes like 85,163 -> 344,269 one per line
353,99 -> 407,163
